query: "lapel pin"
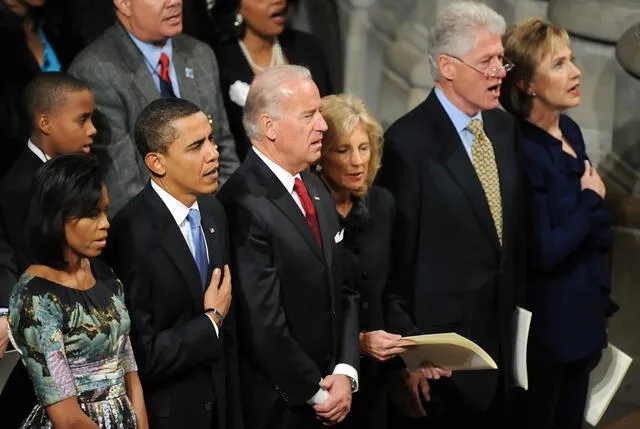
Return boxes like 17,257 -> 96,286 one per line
185,68 -> 194,79
313,196 -> 320,201
209,227 -> 215,233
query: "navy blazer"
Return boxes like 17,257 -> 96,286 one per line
521,114 -> 615,362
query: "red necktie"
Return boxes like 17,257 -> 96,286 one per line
293,178 -> 323,249
158,53 -> 175,97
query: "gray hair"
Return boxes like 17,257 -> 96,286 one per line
428,2 -> 507,80
243,65 -> 312,140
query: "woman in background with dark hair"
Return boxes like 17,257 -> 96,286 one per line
0,0 -> 84,178
8,154 -> 148,429
211,0 -> 333,160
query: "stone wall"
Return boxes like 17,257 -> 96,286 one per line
336,0 -> 640,426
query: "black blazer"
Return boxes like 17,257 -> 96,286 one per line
376,90 -> 526,414
216,29 -> 333,160
0,149 -> 44,292
216,150 -> 359,429
105,182 -> 242,429
338,186 -> 419,429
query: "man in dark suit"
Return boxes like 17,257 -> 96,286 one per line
105,98 -> 241,429
69,0 -> 239,215
0,72 -> 96,428
216,65 -> 360,429
376,3 -> 525,428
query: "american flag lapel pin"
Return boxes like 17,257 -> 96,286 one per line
209,227 -> 215,234
185,68 -> 194,79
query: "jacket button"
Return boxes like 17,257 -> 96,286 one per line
204,401 -> 213,411
274,384 -> 281,392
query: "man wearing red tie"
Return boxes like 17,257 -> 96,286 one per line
217,64 -> 360,429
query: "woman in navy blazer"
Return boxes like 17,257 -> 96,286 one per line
500,18 -> 617,429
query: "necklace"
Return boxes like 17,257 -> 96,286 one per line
238,38 -> 285,73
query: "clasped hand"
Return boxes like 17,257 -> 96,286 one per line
313,375 -> 352,426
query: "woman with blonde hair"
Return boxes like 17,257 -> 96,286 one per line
315,94 -> 450,428
501,18 -> 617,429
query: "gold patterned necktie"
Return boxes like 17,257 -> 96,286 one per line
466,118 -> 503,245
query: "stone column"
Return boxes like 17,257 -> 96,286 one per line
601,24 -> 640,196
549,0 -> 640,166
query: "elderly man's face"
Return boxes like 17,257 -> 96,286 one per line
449,29 -> 506,115
118,0 -> 183,43
273,78 -> 328,173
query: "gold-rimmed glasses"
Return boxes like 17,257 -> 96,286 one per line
448,54 -> 515,78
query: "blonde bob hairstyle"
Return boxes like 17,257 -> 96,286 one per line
317,94 -> 383,197
500,17 -> 571,118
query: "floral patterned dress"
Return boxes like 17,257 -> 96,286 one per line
8,259 -> 138,428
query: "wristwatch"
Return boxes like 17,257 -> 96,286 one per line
348,376 -> 357,392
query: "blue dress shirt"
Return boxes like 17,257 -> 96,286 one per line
128,33 -> 181,97
434,86 -> 483,161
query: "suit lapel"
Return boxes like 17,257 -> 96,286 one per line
173,37 -> 200,107
428,93 -> 500,248
248,151 -> 324,262
303,172 -> 333,268
199,199 -> 223,285
142,184 -> 203,311
114,23 -> 161,107
484,113 -> 514,247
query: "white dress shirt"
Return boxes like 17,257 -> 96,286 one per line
150,181 -> 218,337
27,139 -> 51,163
252,147 -> 359,404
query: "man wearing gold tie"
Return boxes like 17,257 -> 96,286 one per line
376,2 -> 525,428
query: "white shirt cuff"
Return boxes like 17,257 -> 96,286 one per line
204,313 -> 220,338
0,308 -> 8,316
333,363 -> 359,392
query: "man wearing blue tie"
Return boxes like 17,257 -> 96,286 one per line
105,98 -> 242,429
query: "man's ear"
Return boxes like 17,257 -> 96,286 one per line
145,152 -> 166,177
261,114 -> 277,141
38,114 -> 52,136
439,54 -> 456,81
113,0 -> 132,16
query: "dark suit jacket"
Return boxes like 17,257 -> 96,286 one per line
520,115 -> 614,362
376,90 -> 526,415
216,150 -> 359,429
105,182 -> 242,429
338,186 -> 419,429
69,22 -> 239,214
0,149 -> 44,292
216,29 -> 333,160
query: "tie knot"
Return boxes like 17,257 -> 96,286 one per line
466,119 -> 484,136
293,178 -> 306,194
159,52 -> 170,68
187,208 -> 201,229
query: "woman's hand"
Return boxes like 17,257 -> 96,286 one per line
359,330 -> 415,361
581,161 -> 606,199
418,361 -> 452,380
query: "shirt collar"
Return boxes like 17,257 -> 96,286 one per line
252,146 -> 301,194
434,86 -> 483,133
128,32 -> 173,71
27,139 -> 50,163
150,180 -> 200,227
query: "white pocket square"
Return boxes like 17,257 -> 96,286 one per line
334,229 -> 344,243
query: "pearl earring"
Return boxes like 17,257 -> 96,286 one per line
530,91 -> 537,97
234,13 -> 244,28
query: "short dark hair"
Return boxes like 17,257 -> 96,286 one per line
22,72 -> 90,129
27,153 -> 105,269
134,98 -> 203,158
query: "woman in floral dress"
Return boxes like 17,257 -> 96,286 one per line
8,154 -> 148,429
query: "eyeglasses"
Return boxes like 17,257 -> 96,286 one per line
448,55 -> 515,78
